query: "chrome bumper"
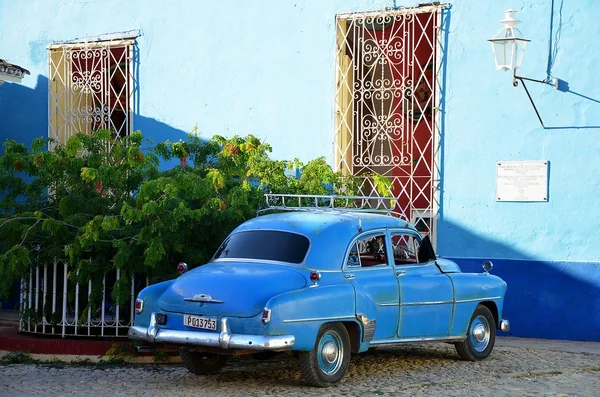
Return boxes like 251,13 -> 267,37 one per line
128,314 -> 295,351
499,318 -> 510,332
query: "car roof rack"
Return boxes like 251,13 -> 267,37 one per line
258,193 -> 410,223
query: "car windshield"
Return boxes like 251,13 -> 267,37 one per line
213,230 -> 310,264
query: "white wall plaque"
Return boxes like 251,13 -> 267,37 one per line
496,161 -> 548,202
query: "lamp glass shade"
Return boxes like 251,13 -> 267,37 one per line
513,39 -> 528,69
489,10 -> 530,71
489,38 -> 529,71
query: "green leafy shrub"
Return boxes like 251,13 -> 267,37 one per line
0,130 -> 359,312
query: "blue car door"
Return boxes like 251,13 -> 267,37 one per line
389,232 -> 454,339
343,231 -> 400,340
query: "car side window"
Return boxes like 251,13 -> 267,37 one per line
391,233 -> 420,265
346,234 -> 388,268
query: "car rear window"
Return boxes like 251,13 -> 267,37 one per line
213,230 -> 310,264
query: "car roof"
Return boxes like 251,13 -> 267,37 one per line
232,211 -> 419,270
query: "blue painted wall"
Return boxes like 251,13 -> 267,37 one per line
1,0 -> 599,340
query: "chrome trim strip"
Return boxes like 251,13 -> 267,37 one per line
363,320 -> 376,342
455,296 -> 501,304
401,300 -> 453,306
345,266 -> 394,272
283,315 -> 356,323
380,297 -> 502,307
128,316 -> 295,351
369,335 -> 466,345
392,263 -> 431,270
348,265 -> 393,271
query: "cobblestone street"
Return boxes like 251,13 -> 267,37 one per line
2,342 -> 599,396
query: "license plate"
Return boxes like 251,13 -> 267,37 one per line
183,314 -> 217,331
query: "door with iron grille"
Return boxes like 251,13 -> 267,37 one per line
335,6 -> 443,245
48,34 -> 136,149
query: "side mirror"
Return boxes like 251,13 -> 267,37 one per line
482,260 -> 494,274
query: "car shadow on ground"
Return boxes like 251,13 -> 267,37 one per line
194,341 -> 600,391
207,343 -> 466,387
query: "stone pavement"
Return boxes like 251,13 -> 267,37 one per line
497,336 -> 600,355
1,339 -> 599,396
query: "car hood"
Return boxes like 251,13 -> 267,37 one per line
157,261 -> 307,317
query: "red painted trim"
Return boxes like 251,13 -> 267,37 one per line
0,327 -> 128,356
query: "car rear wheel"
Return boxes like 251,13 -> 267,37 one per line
180,348 -> 229,375
455,304 -> 496,361
298,323 -> 351,387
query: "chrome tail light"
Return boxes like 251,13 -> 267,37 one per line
261,308 -> 271,324
135,298 -> 144,314
177,262 -> 188,274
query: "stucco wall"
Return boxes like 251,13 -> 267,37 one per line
1,0 -> 599,340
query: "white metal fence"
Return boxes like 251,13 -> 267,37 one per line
19,260 -> 148,338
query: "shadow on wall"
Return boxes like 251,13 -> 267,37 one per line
0,74 -> 190,166
436,6 -> 451,234
0,74 -> 189,308
0,75 -> 48,149
438,219 -> 600,342
135,116 -> 190,170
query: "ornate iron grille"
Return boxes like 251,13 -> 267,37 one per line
334,5 -> 444,245
48,35 -> 135,149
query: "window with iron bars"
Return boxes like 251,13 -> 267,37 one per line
334,5 -> 443,245
48,34 -> 136,150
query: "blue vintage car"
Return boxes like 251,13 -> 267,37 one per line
129,195 -> 510,387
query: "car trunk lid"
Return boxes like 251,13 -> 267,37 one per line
157,261 -> 307,317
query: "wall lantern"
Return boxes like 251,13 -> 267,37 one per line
488,9 -> 557,128
488,9 -> 529,72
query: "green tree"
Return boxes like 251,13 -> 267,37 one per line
0,130 -> 359,314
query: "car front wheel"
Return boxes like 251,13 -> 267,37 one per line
180,348 -> 229,375
298,323 -> 351,387
455,304 -> 496,361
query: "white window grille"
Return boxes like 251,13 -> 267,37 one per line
48,31 -> 138,150
334,5 -> 445,246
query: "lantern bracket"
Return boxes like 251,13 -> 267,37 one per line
512,69 -> 559,128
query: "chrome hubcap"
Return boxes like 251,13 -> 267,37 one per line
322,342 -> 338,364
469,315 -> 491,352
473,323 -> 486,342
317,331 -> 343,375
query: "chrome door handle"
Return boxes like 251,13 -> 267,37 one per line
395,271 -> 406,277
344,274 -> 355,280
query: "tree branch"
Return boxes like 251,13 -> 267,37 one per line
20,220 -> 41,246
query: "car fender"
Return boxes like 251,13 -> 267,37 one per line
352,283 -> 378,323
448,273 -> 507,335
134,280 -> 175,328
352,283 -> 378,351
264,284 -> 359,351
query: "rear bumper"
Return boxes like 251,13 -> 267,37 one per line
128,313 -> 295,351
